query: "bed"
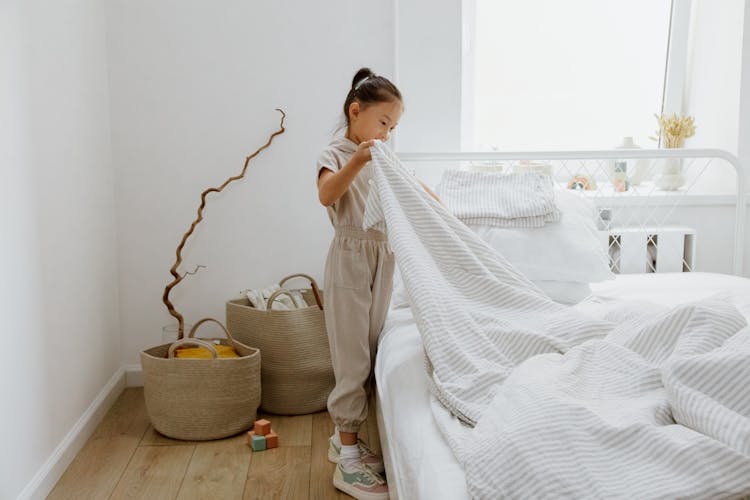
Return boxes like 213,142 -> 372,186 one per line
370,148 -> 750,499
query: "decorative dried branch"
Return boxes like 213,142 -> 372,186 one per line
162,108 -> 287,339
181,264 -> 206,278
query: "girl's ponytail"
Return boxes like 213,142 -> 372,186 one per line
351,68 -> 376,91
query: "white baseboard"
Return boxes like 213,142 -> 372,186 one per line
124,363 -> 143,387
17,367 -> 126,500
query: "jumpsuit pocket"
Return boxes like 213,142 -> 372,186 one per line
333,248 -> 368,290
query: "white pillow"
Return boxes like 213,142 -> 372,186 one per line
532,280 -> 592,304
388,190 -> 611,309
472,189 -> 613,283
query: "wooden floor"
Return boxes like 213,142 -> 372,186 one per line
48,388 -> 383,499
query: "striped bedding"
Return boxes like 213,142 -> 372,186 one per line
436,169 -> 560,227
364,141 -> 750,498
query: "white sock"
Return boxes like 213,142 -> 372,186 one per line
339,443 -> 361,471
330,428 -> 342,447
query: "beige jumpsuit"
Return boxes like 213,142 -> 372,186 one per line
316,135 -> 395,434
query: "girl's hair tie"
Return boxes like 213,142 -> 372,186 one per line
354,75 -> 371,90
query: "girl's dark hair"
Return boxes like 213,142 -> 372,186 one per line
342,67 -> 402,126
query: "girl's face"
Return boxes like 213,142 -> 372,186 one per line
347,100 -> 403,144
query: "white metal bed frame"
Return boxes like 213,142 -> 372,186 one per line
375,147 -> 747,500
397,148 -> 747,275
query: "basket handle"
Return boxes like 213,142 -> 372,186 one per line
167,338 -> 219,359
265,289 -> 301,311
188,317 -> 236,343
278,273 -> 323,310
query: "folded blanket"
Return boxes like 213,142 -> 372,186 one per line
436,169 -> 560,227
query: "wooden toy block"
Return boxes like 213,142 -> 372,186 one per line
250,434 -> 266,451
246,430 -> 255,447
254,418 -> 271,436
265,431 -> 278,449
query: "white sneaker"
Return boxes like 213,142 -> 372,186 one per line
333,461 -> 389,500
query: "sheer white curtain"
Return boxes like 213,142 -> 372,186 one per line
463,0 -> 672,151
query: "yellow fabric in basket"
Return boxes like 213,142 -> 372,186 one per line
174,344 -> 239,359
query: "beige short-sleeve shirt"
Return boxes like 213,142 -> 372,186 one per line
316,135 -> 376,229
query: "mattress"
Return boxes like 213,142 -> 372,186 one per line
374,272 -> 750,500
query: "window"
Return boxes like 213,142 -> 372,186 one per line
463,0 -> 674,151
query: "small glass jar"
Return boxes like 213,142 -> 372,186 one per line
613,161 -> 629,192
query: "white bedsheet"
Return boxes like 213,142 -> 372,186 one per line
375,272 -> 750,500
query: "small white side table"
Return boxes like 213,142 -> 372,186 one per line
604,226 -> 696,274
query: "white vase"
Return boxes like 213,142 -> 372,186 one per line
655,157 -> 685,190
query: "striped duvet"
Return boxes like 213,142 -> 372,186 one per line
364,141 -> 750,499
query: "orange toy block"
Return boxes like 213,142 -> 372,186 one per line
254,419 -> 271,436
246,430 -> 255,447
265,431 -> 278,449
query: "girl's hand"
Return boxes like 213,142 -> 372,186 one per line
353,139 -> 377,165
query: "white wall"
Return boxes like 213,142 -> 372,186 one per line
682,0 -> 747,272
684,0 -> 745,193
0,1 -> 121,498
739,0 -> 750,272
106,0 -> 396,365
395,0 -> 462,152
740,0 -> 750,182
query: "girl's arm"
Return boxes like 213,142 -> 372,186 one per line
317,141 -> 374,206
318,141 -> 442,206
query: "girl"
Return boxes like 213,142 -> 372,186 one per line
316,67 -> 439,500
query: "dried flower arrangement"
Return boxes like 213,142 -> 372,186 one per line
649,112 -> 696,148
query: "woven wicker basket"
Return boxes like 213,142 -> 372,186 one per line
226,273 -> 333,415
141,318 -> 261,440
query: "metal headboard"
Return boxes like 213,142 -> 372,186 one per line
396,149 -> 746,276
